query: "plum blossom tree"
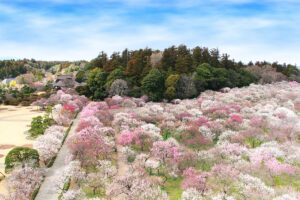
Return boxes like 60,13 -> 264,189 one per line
84,160 -> 117,196
273,193 -> 300,200
34,125 -> 65,164
181,167 -> 210,195
250,152 -> 297,185
61,190 -> 82,200
5,166 -> 44,200
61,104 -> 75,116
225,114 -> 243,130
107,174 -> 168,200
180,126 -> 212,148
76,116 -> 103,132
181,188 -> 204,200
80,105 -> 99,118
238,173 -> 275,200
95,109 -> 114,123
128,179 -> 168,200
145,158 -> 160,175
117,131 -> 141,146
151,141 -> 180,163
68,127 -> 112,168
211,164 -> 239,197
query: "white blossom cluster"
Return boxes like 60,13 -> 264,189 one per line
34,125 -> 66,162
238,173 -> 275,199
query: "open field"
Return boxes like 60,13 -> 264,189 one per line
0,105 -> 43,194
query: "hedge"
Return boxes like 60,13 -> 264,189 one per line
58,178 -> 71,200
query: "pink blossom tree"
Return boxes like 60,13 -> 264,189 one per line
225,114 -> 243,130
76,116 -> 103,132
181,167 -> 210,195
107,174 -> 168,200
250,152 -> 297,185
151,141 -> 180,163
5,166 -> 44,200
68,127 -> 112,168
117,131 -> 141,146
211,164 -> 239,196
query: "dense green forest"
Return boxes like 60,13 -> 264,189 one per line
0,60 -> 28,80
0,59 -> 76,80
75,45 -> 300,101
1,45 -> 299,101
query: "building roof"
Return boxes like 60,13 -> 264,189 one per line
53,75 -> 75,88
56,75 -> 73,80
1,78 -> 15,84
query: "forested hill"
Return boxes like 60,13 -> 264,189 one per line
0,59 -> 84,80
1,45 -> 299,101
74,45 -> 300,101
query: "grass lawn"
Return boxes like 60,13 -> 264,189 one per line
163,177 -> 183,200
274,174 -> 300,191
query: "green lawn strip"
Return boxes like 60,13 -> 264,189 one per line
83,186 -> 106,198
163,177 -> 183,200
274,174 -> 300,191
58,178 -> 71,200
31,176 -> 45,200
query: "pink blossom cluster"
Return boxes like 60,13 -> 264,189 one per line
68,101 -> 116,169
117,131 -> 141,146
250,152 -> 296,175
32,89 -> 88,111
151,140 -> 181,162
182,168 -> 210,194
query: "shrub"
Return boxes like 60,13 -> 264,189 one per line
29,115 -> 55,137
5,147 -> 40,173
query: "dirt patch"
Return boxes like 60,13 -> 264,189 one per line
0,144 -> 15,150
0,154 -> 3,158
22,144 -> 33,148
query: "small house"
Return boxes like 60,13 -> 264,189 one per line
1,78 -> 15,85
53,75 -> 76,89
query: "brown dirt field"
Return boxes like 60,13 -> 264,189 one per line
0,145 -> 16,150
21,144 -> 33,148
0,105 -> 44,194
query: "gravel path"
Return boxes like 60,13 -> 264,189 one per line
35,116 -> 80,200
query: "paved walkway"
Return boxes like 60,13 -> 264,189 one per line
35,116 -> 80,200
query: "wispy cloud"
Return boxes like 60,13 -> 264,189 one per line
0,0 -> 299,64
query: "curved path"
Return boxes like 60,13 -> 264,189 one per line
35,116 -> 80,200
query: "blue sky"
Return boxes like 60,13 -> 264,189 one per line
0,0 -> 300,64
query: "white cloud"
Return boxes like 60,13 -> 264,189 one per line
0,1 -> 299,65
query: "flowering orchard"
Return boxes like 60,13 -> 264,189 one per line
56,81 -> 300,199
2,82 -> 300,200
